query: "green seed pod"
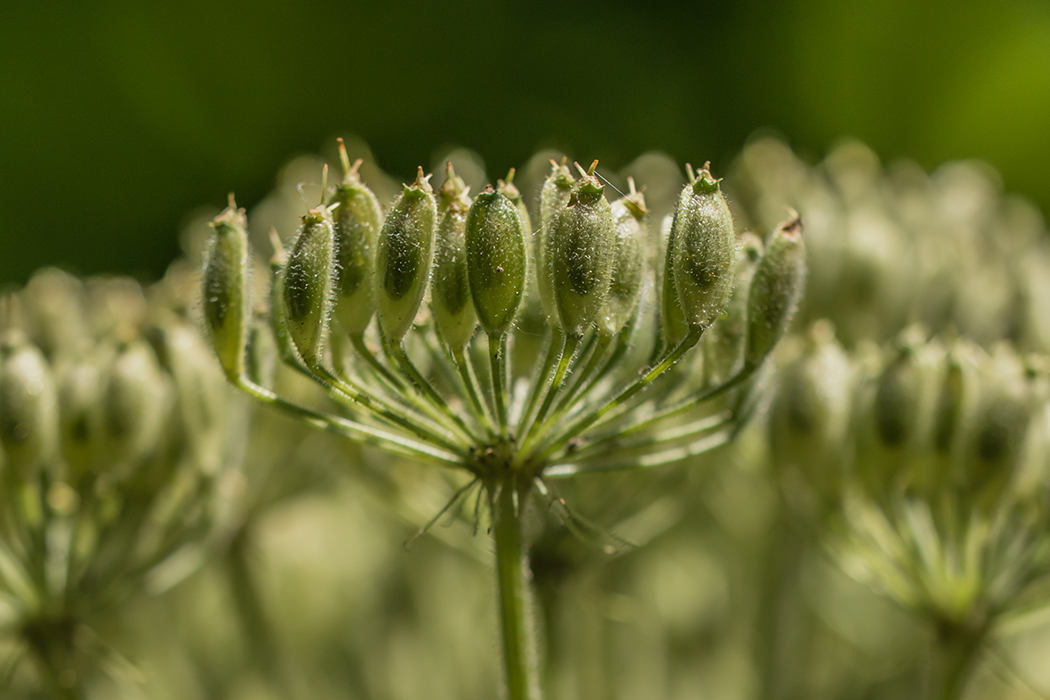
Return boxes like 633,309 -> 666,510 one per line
284,202 -> 337,364
548,162 -> 615,337
536,160 -> 575,328
498,168 -> 533,268
962,353 -> 1033,508
103,340 -> 170,469
856,331 -> 938,496
671,166 -> 737,332
768,321 -> 852,508
329,140 -> 384,336
500,172 -> 532,235
22,268 -> 89,359
660,213 -> 690,349
703,233 -> 763,385
376,168 -> 438,342
58,357 -> 104,480
162,322 -> 227,475
0,333 -> 58,476
431,166 -> 477,349
246,319 -> 279,389
266,231 -> 299,367
744,213 -> 807,367
202,196 -> 251,383
467,189 -> 527,337
597,183 -> 647,336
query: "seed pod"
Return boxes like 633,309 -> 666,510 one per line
103,340 -> 170,468
856,333 -> 935,496
671,166 -> 737,332
22,268 -> 89,359
744,213 -> 807,367
376,168 -> 437,342
284,203 -> 337,364
329,141 -> 384,337
962,353 -> 1033,508
431,167 -> 477,349
768,321 -> 852,506
267,231 -> 299,367
660,214 -> 690,349
0,333 -> 58,476
704,233 -> 763,385
498,169 -> 533,269
597,183 -> 647,336
536,160 -> 575,328
467,189 -> 527,337
163,322 -> 228,475
548,162 -> 615,337
58,357 -> 104,479
246,319 -> 279,389
202,196 -> 251,382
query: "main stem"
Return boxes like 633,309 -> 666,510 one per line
927,618 -> 987,700
492,477 -> 542,700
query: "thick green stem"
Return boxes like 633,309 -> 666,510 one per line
927,619 -> 987,700
492,479 -> 542,700
24,616 -> 84,700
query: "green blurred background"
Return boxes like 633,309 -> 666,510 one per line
2,0 -> 1049,285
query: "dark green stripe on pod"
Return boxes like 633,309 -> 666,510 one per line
671,167 -> 737,332
548,165 -> 615,337
202,198 -> 251,382
431,169 -> 477,349
376,169 -> 437,341
598,188 -> 647,336
0,333 -> 58,476
284,206 -> 337,363
467,189 -> 527,337
329,147 -> 383,337
744,213 -> 807,367
536,160 -> 575,328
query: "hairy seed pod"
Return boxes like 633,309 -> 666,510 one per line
598,187 -> 647,336
246,319 -> 279,389
0,333 -> 58,476
58,357 -> 104,480
498,170 -> 533,270
536,160 -> 575,328
431,168 -> 477,349
768,321 -> 852,507
202,198 -> 251,382
671,166 -> 737,333
284,205 -> 337,363
661,214 -> 690,348
548,163 -> 615,337
703,234 -> 763,385
467,189 -> 527,337
376,168 -> 437,342
267,234 -> 299,367
329,143 -> 384,336
744,213 -> 807,367
104,340 -> 170,468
